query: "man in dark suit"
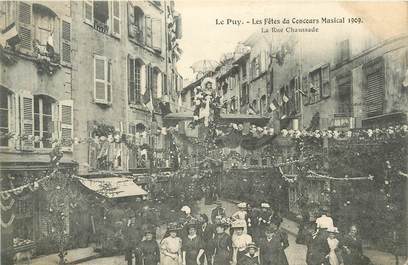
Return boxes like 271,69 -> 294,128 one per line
198,214 -> 215,264
211,201 -> 226,224
259,223 -> 289,265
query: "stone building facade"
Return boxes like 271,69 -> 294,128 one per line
0,0 -> 182,260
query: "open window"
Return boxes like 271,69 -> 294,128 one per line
84,0 -> 120,36
128,57 -> 145,104
128,5 -> 144,44
33,95 -> 57,149
260,95 -> 267,115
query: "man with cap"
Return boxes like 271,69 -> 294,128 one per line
240,243 -> 260,265
258,222 -> 289,265
140,228 -> 160,265
209,219 -> 233,265
211,201 -> 226,224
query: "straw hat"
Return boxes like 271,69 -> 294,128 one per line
231,219 -> 246,228
167,222 -> 181,232
237,202 -> 247,208
327,227 -> 339,233
261,203 -> 270,208
181,205 -> 191,214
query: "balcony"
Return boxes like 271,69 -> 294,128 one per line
330,116 -> 355,130
129,24 -> 144,45
94,19 -> 109,34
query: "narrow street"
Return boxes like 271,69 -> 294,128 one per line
78,199 -> 307,265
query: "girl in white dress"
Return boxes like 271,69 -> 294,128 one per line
326,227 -> 344,265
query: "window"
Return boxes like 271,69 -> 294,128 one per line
94,55 -> 112,104
151,68 -> 162,99
0,88 -> 10,147
34,95 -> 55,149
251,57 -> 260,80
260,95 -> 267,115
309,69 -> 321,104
251,99 -> 258,113
242,63 -> 247,80
230,97 -> 237,113
128,58 -> 145,104
241,83 -> 249,105
364,58 -> 384,117
337,74 -> 352,116
338,39 -> 350,63
84,0 -> 120,36
128,5 -> 144,44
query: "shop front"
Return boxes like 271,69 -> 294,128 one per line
0,153 -> 77,265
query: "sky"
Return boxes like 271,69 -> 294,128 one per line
175,1 -> 408,84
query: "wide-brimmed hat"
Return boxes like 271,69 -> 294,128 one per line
327,227 -> 339,234
167,222 -> 181,232
181,205 -> 191,214
237,202 -> 247,208
231,219 -> 246,229
201,77 -> 216,90
246,242 -> 258,250
261,203 -> 270,208
185,219 -> 200,230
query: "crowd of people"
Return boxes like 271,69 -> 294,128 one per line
121,201 -> 372,265
297,207 -> 373,265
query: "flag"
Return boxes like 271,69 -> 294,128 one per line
0,22 -> 19,47
268,102 -> 277,112
46,33 -> 54,55
296,88 -> 307,96
143,65 -> 154,111
272,98 -> 280,108
282,94 -> 289,103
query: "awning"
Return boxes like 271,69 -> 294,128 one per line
79,177 -> 148,198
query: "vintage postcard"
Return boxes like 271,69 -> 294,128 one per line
0,1 -> 407,265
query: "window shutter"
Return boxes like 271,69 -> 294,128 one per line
111,0 -> 120,38
17,1 -> 32,52
51,102 -> 59,146
157,71 -> 162,98
84,0 -> 93,25
145,16 -> 152,47
107,59 -> 112,103
61,18 -> 71,64
140,63 -> 146,96
59,100 -> 73,152
127,2 -> 135,38
19,91 -> 34,150
128,57 -> 135,103
152,18 -> 161,52
94,55 -> 107,103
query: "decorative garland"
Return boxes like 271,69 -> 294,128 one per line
1,214 -> 15,228
306,170 -> 375,181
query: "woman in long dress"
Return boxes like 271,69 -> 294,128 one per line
209,221 -> 233,265
182,221 -> 204,265
325,227 -> 344,265
161,223 -> 182,265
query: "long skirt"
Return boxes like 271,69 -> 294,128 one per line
161,254 -> 180,265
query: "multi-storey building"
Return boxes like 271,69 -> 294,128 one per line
0,0 -> 182,260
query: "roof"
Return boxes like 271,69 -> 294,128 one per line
79,177 -> 148,198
